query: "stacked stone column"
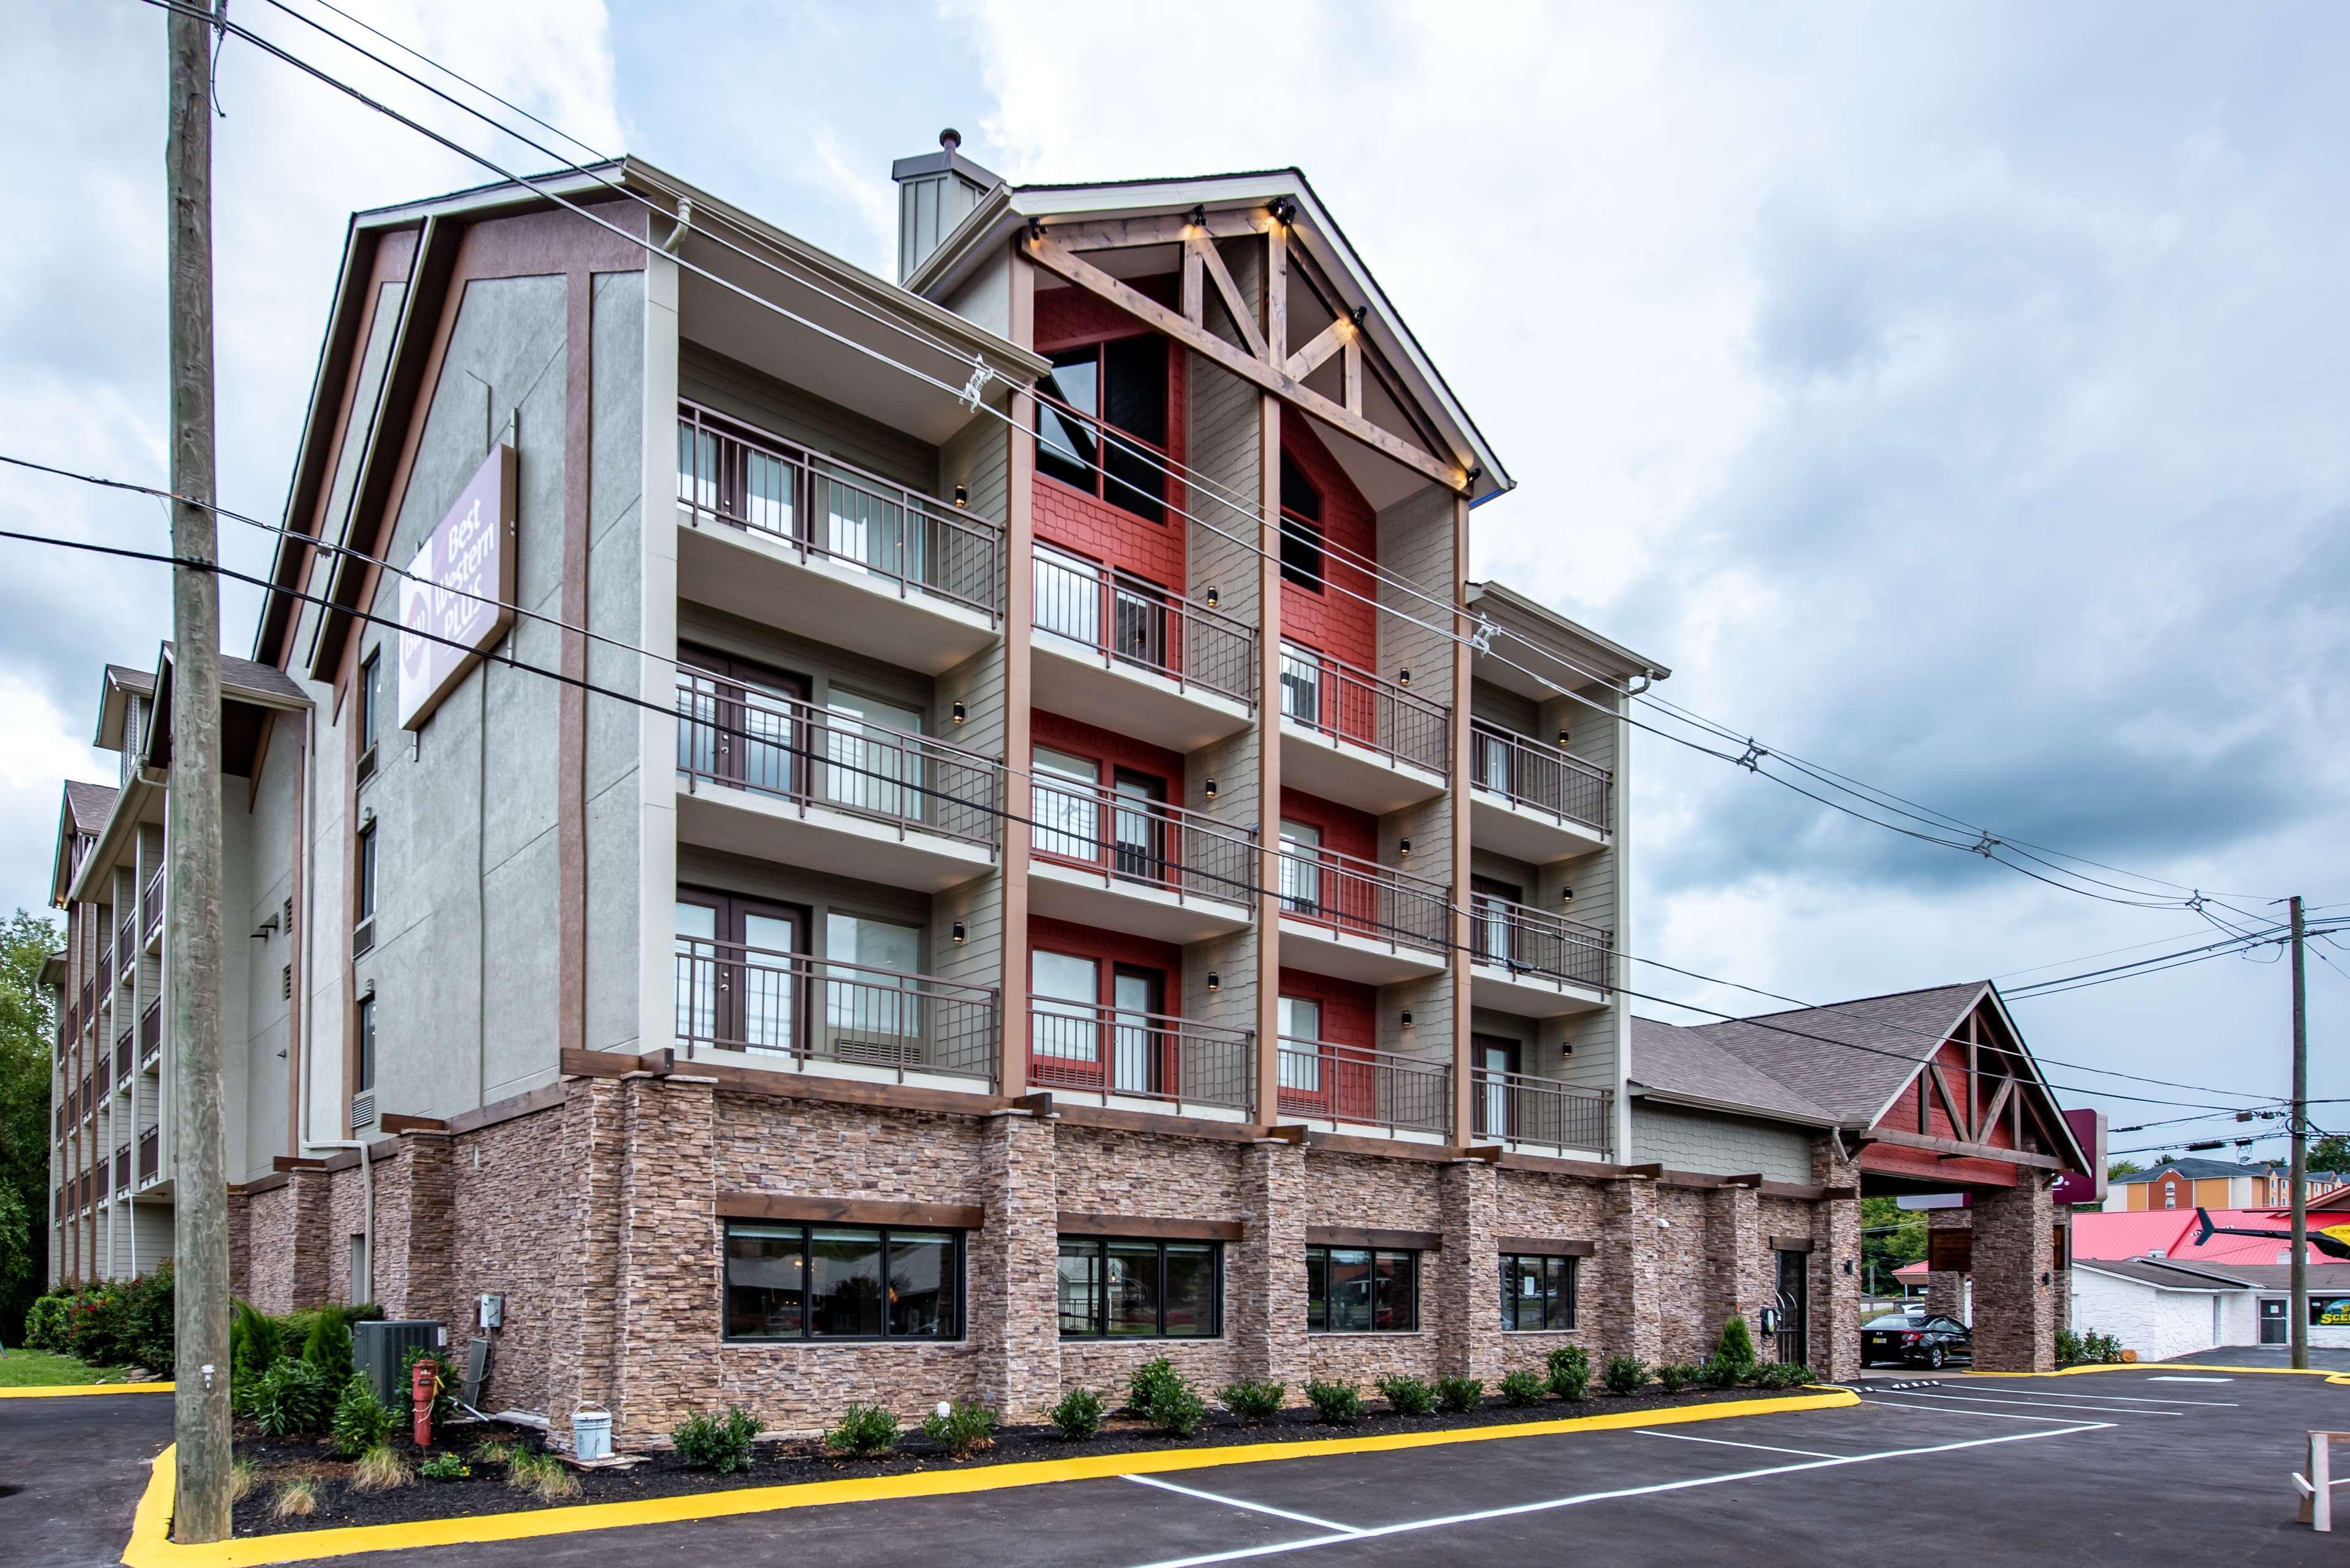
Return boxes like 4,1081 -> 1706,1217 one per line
973,1110 -> 1060,1419
1970,1178 -> 2056,1372
1232,1138 -> 1307,1388
1925,1208 -> 1970,1321
1437,1158 -> 1500,1379
1809,1136 -> 1862,1380
1597,1174 -> 1664,1364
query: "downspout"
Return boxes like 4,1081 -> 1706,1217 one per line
302,1137 -> 373,1306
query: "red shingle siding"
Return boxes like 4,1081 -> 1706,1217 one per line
1276,966 -> 1375,1048
1030,916 -> 1183,998
1033,279 -> 1188,591
1277,420 -> 1377,672
1276,787 -> 1376,862
1033,711 -> 1186,802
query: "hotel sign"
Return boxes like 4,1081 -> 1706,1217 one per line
398,444 -> 516,730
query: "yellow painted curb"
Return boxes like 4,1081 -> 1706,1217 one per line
0,1381 -> 173,1398
122,1388 -> 1858,1567
1953,1362 -> 2350,1385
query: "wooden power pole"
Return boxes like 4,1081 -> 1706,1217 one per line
167,0 -> 233,1541
2289,895 -> 2309,1372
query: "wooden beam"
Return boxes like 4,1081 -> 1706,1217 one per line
1285,316 -> 1350,382
1496,1236 -> 1596,1257
1185,233 -> 1265,359
1860,1126 -> 2066,1170
1980,1077 -> 2015,1143
1305,1225 -> 1442,1252
717,1192 -> 985,1230
1053,211 -> 1265,252
1058,1212 -> 1245,1242
1180,239 -> 1203,327
1929,1063 -> 1969,1141
1768,1236 -> 1814,1253
1263,221 -> 1289,366
1286,239 -> 1454,459
1026,234 -> 1462,489
1342,336 -> 1362,414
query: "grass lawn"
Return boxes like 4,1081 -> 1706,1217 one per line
0,1348 -> 132,1387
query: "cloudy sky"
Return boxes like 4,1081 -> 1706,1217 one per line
6,0 -> 2344,1156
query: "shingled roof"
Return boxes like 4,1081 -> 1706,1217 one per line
1625,1016 -> 1832,1124
62,779 -> 118,835
1684,982 -> 1989,1126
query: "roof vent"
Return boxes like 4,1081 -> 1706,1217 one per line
892,129 -> 1001,283
2147,1248 -> 2166,1260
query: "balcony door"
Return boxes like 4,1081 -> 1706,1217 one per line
675,889 -> 807,1058
678,644 -> 805,799
1471,876 -> 1522,967
824,689 -> 924,823
1110,967 -> 1161,1097
1112,771 -> 1167,883
1474,1034 -> 1520,1140
1278,821 -> 1323,916
1030,950 -> 1100,1073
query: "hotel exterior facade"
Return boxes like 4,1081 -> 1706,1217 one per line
47,143 -> 1890,1433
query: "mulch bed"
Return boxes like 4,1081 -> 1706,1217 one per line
230,1385 -> 1802,1536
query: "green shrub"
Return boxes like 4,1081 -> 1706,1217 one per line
399,1347 -> 462,1427
122,1264 -> 175,1373
1044,1386 -> 1104,1441
1655,1362 -> 1701,1394
1699,1355 -> 1744,1390
1220,1379 -> 1285,1424
672,1405 -> 761,1473
1433,1376 -> 1484,1414
230,1301 -> 286,1408
1494,1370 -> 1544,1407
418,1453 -> 471,1482
1751,1362 -> 1814,1391
468,1438 -> 518,1467
506,1448 -> 579,1500
351,1444 -> 413,1493
1713,1314 -> 1757,1373
921,1399 -> 996,1458
301,1306 -> 352,1384
1303,1379 -> 1363,1425
62,1285 -> 129,1365
1129,1356 -> 1205,1435
1375,1375 -> 1434,1416
331,1373 -> 397,1458
250,1357 -> 336,1438
823,1403 -> 901,1457
1601,1355 -> 1652,1395
23,1294 -> 68,1351
1546,1343 -> 1592,1401
2080,1330 -> 2123,1364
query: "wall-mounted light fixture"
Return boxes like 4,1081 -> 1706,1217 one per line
1398,668 -> 1412,689
1188,203 -> 1207,230
1268,196 -> 1298,226
1203,778 -> 1218,801
954,483 -> 968,509
1348,304 -> 1368,330
1207,971 -> 1221,993
1560,886 -> 1574,906
1398,838 -> 1412,859
1025,216 -> 1047,244
951,921 -> 966,945
1399,1009 -> 1413,1027
952,701 -> 967,725
1204,587 -> 1219,610
1558,727 -> 1571,747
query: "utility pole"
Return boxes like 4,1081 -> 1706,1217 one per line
167,0 -> 232,1542
2289,895 -> 2309,1372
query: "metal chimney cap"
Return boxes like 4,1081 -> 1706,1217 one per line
940,128 -> 962,151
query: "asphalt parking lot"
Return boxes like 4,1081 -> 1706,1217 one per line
10,1368 -> 2346,1567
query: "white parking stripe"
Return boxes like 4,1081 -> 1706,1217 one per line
2147,1375 -> 2234,1383
1635,1429 -> 1842,1459
1120,1424 -> 2111,1568
1948,1387 -> 2236,1407
1124,1473 -> 1364,1534
1869,1390 -> 2182,1417
1861,1397 -> 2128,1424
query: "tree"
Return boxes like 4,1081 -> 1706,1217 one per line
2308,1135 -> 2350,1176
2106,1159 -> 2142,1182
0,908 -> 59,1344
1860,1195 -> 1926,1296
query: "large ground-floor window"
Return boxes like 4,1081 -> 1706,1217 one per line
1057,1237 -> 1222,1338
1306,1245 -> 1418,1333
723,1221 -> 962,1342
1500,1253 -> 1577,1331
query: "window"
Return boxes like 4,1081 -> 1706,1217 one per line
1279,516 -> 1325,592
1279,641 -> 1323,728
1057,1237 -> 1221,1338
1306,1245 -> 1416,1332
1030,746 -> 1101,861
1499,1253 -> 1577,1331
1277,996 -> 1322,1094
722,1220 -> 961,1341
356,649 -> 383,781
1030,950 -> 1101,1064
353,820 -> 378,957
824,913 -> 922,1044
676,646 -> 806,799
1035,337 -> 1169,523
1277,821 -> 1322,914
355,993 -> 376,1091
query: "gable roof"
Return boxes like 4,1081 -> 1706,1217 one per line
1625,1017 -> 1830,1125
1688,982 -> 1988,1126
2115,1158 -> 2278,1184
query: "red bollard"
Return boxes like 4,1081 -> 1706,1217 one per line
412,1359 -> 440,1448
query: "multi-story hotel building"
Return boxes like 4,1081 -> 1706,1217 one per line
47,140 -> 1913,1429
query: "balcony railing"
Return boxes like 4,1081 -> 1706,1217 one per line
97,946 -> 113,994
80,979 -> 94,1032
1273,841 -> 1450,952
139,1000 -> 161,1067
1471,1070 -> 1612,1158
673,936 -> 997,1086
1470,721 -> 1612,835
138,1126 -> 159,1185
1029,776 -> 1256,910
676,673 -> 1003,853
1279,642 -> 1450,777
1276,1039 -> 1451,1137
1470,900 -> 1614,991
676,402 -> 1003,621
114,1030 -> 132,1085
1031,547 -> 1257,709
1027,999 -> 1254,1116
142,867 -> 163,945
116,913 -> 135,975
113,1144 -> 130,1195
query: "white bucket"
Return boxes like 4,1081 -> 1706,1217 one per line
572,1404 -> 613,1462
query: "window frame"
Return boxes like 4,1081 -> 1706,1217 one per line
354,819 -> 378,927
720,1219 -> 967,1343
356,648 -> 383,782
1305,1244 -> 1420,1334
1034,335 -> 1173,524
355,993 -> 376,1092
1056,1235 -> 1224,1340
1498,1252 -> 1578,1332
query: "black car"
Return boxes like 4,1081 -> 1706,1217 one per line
1862,1312 -> 1971,1368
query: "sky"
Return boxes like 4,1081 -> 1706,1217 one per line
4,0 -> 2344,1160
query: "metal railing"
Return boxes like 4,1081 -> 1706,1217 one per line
139,999 -> 161,1067
1471,1070 -> 1612,1158
142,867 -> 163,944
138,1126 -> 159,1185
1027,999 -> 1254,1116
97,944 -> 113,994
1276,1039 -> 1451,1137
1273,840 -> 1450,952
676,672 -> 1003,853
1031,547 -> 1257,709
1029,775 -> 1257,909
1470,900 -> 1614,991
676,402 -> 1003,621
113,1144 -> 130,1195
1470,720 -> 1612,835
673,936 -> 997,1086
114,1031 -> 132,1085
1278,642 -> 1450,776
80,979 -> 94,1032
116,913 -> 135,974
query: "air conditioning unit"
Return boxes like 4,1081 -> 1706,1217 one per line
353,1319 -> 444,1404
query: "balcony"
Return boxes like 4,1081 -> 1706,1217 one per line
138,1126 -> 159,1186
114,1029 -> 133,1086
113,1143 -> 130,1196
139,1000 -> 161,1069
1470,1070 -> 1611,1159
1028,778 -> 1255,944
675,673 -> 1000,893
1027,999 -> 1254,1119
1278,644 -> 1449,814
1274,845 -> 1450,985
1469,901 -> 1612,1017
97,946 -> 113,995
674,936 -> 997,1089
1030,547 -> 1255,753
116,913 -> 135,977
142,867 -> 163,950
675,403 -> 1002,674
1469,721 -> 1612,862
1276,1039 -> 1451,1141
